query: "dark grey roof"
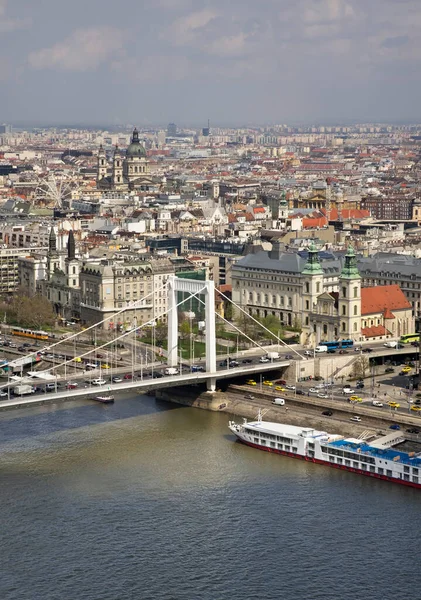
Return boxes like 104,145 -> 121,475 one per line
358,253 -> 421,277
233,250 -> 342,276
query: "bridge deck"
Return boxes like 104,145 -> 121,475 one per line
0,362 -> 289,410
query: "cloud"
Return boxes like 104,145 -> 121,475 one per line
0,0 -> 30,32
28,26 -> 126,71
206,33 -> 249,57
164,9 -> 218,45
112,55 -> 191,82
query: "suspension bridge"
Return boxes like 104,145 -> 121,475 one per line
0,276 -> 302,408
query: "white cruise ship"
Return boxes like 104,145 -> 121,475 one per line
228,412 -> 420,489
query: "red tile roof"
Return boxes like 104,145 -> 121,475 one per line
361,325 -> 390,338
361,285 -> 412,315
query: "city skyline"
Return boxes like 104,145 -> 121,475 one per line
2,0 -> 421,125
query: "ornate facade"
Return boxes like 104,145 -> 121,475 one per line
97,128 -> 153,192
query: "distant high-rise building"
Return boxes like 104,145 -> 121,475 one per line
167,123 -> 177,137
0,124 -> 12,134
202,119 -> 210,137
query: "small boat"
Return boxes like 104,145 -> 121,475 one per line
94,395 -> 114,404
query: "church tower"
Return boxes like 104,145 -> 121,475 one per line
112,145 -> 124,189
338,246 -> 361,341
47,227 -> 60,278
124,128 -> 149,188
301,242 -> 324,345
65,230 -> 79,288
97,144 -> 107,184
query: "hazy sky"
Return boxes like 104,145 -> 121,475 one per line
2,0 -> 421,126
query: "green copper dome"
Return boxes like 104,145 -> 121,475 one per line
126,128 -> 146,158
302,241 -> 323,275
341,245 -> 360,280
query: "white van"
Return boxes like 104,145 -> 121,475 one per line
272,398 -> 286,406
384,341 -> 397,348
372,400 -> 384,407
315,345 -> 328,353
164,367 -> 178,376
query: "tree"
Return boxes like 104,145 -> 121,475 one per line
352,355 -> 369,380
1,293 -> 55,329
153,320 -> 167,346
179,319 -> 192,341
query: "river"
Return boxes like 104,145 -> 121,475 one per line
0,393 -> 419,600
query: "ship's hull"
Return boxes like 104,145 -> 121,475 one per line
233,434 -> 421,490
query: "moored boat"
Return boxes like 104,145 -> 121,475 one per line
94,395 -> 114,404
228,411 -> 420,489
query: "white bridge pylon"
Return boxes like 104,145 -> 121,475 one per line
167,276 -> 216,377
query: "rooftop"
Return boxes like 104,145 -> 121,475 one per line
328,439 -> 421,468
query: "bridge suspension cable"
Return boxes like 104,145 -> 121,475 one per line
41,284 -> 209,377
216,289 -> 305,360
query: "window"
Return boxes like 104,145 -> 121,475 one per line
305,300 -> 309,310
316,282 -> 320,293
354,305 -> 358,315
342,287 -> 346,298
305,282 -> 309,293
342,306 -> 346,315
354,322 -> 358,332
305,317 -> 309,325
323,324 -> 328,335
342,322 -> 346,332
354,286 -> 358,298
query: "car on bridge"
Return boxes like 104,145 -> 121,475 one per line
124,373 -> 133,380
388,401 -> 400,408
410,406 -> 421,412
390,424 -> 400,430
246,379 -> 257,386
242,359 -> 253,364
407,428 -> 420,434
191,365 -> 205,372
362,348 -> 373,353
275,386 -> 286,392
112,376 -> 123,383
350,396 -> 362,402
322,410 -> 333,416
259,356 -> 270,363
66,382 -> 78,389
92,379 -> 106,386
285,384 -> 296,391
385,367 -> 394,374
263,380 -> 273,387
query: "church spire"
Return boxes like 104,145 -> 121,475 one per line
67,230 -> 75,261
302,242 -> 323,275
48,227 -> 57,253
341,246 -> 360,280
